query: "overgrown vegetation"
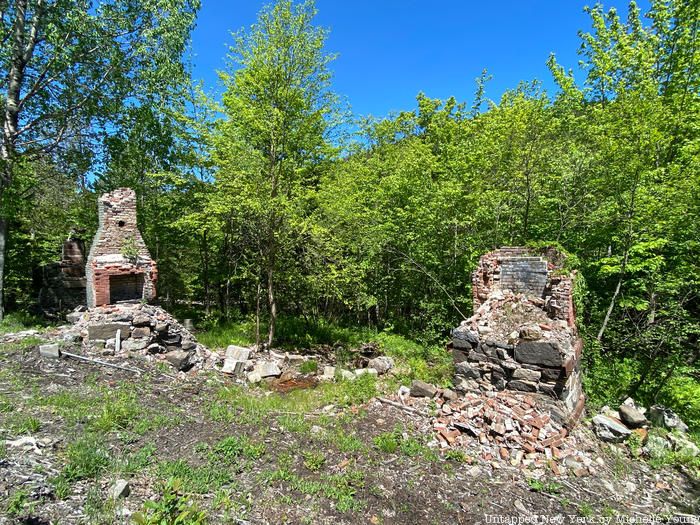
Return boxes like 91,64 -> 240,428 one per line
0,0 -> 698,430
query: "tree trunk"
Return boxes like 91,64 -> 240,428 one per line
0,215 -> 6,322
267,264 -> 276,347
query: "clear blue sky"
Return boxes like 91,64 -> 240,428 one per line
191,0 -> 649,119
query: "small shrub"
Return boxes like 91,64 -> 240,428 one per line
302,450 -> 326,471
373,430 -> 399,453
5,489 -> 28,516
62,435 -> 112,481
299,360 -> 318,374
444,449 -> 468,462
212,435 -> 266,462
133,479 -> 207,525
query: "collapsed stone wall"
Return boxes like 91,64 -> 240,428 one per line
454,247 -> 584,424
38,239 -> 87,311
86,188 -> 157,308
66,303 -> 214,372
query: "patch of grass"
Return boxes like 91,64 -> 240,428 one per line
118,442 -> 157,474
0,311 -> 49,335
299,360 -> 318,374
208,374 -> 377,425
0,396 -> 14,413
133,479 -> 208,525
527,477 -> 562,494
5,489 -> 29,516
60,435 -> 113,482
84,484 -> 118,525
373,430 -> 399,453
302,450 -> 326,471
11,414 -> 41,434
443,449 -> 469,462
373,425 -> 438,460
0,441 -> 6,459
158,459 -> 234,494
326,429 -> 367,454
264,458 -> 365,513
196,319 -> 255,349
51,475 -> 71,499
278,413 -> 311,433
91,390 -> 142,432
212,435 -> 266,462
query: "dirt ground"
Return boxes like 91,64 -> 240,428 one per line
0,340 -> 698,524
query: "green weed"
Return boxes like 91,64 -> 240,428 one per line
299,360 -> 318,374
158,459 -> 233,494
302,450 -> 326,471
133,479 -> 208,525
5,489 -> 28,516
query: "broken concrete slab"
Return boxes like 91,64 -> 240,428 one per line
109,479 -> 131,500
339,369 -> 356,381
165,350 -> 192,371
320,366 -> 336,381
254,361 -> 281,378
225,345 -> 251,361
39,344 -> 61,358
618,404 -> 647,429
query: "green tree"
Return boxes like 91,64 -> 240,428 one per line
0,0 -> 199,320
210,0 -> 338,345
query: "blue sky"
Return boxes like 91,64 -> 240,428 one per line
191,0 -> 648,119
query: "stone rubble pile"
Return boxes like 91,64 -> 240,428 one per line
218,343 -> 395,386
592,399 -> 699,458
64,303 -> 216,371
428,389 -> 595,475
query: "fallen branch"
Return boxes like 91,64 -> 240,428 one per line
377,397 -> 428,416
61,351 -> 141,374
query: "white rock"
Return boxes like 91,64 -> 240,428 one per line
247,371 -> 262,384
225,345 -> 251,361
355,368 -> 378,377
320,366 -> 336,381
254,361 -> 281,378
109,479 -> 131,499
339,369 -> 356,381
39,344 -> 60,358
368,356 -> 394,374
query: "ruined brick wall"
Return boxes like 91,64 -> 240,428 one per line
472,246 -> 574,326
86,188 -> 157,308
38,239 -> 87,310
455,246 -> 584,425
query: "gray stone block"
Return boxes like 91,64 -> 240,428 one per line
515,341 -> 563,367
88,322 -> 131,341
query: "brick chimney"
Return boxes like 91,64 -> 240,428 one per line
85,188 -> 157,308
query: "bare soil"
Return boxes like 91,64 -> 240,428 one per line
0,342 -> 697,524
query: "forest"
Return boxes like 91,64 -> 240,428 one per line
1,0 -> 698,432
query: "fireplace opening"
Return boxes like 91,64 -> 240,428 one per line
109,274 -> 144,303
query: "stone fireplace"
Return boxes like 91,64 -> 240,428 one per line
85,188 -> 157,308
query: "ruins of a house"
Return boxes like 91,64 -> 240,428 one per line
85,188 -> 157,308
451,247 -> 584,424
38,238 -> 87,310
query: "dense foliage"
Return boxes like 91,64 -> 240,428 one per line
1,0 -> 698,425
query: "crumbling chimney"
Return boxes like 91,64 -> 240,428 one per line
85,188 -> 157,308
